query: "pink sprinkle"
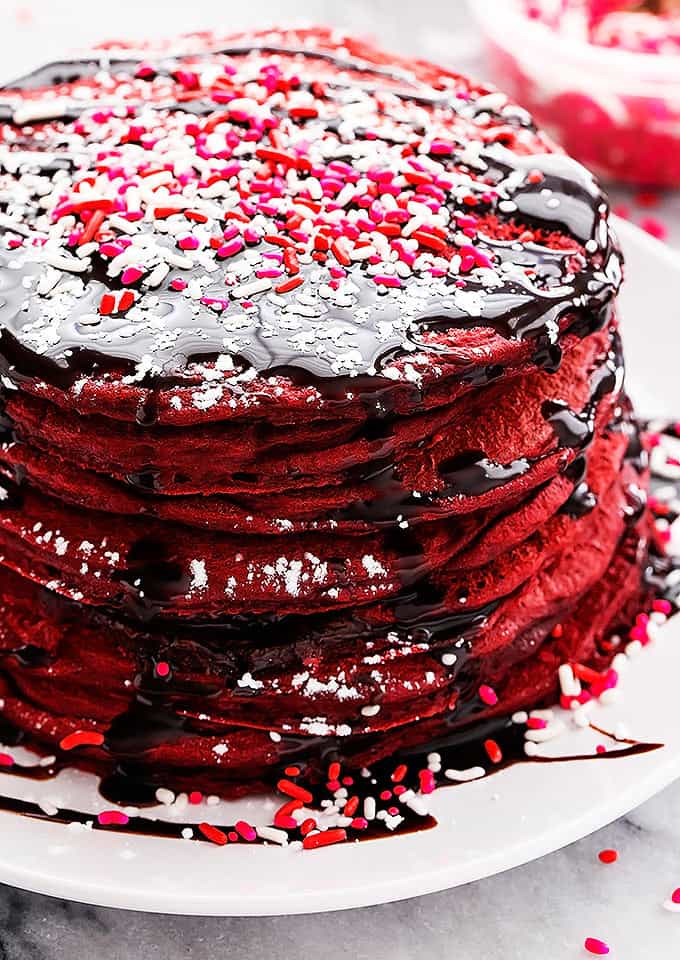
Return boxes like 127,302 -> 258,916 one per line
121,266 -> 144,285
672,888 -> 680,904
629,624 -> 649,644
170,278 -> 187,291
178,234 -> 200,251
98,810 -> 129,826
430,139 -> 454,155
0,753 -> 13,767
419,769 -> 435,794
373,275 -> 401,288
478,685 -> 498,706
217,239 -> 244,259
653,599 -> 672,615
584,937 -> 610,956
235,820 -> 257,842
155,661 -> 170,678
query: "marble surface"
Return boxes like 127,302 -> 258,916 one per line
1,1 -> 680,956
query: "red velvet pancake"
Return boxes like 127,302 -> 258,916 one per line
0,27 -> 650,797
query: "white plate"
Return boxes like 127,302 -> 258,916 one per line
0,217 -> 677,916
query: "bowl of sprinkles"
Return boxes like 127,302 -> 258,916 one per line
470,0 -> 680,186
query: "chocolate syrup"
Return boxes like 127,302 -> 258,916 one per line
0,709 -> 661,845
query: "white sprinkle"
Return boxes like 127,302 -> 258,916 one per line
444,766 -> 485,782
361,704 -> 381,717
230,278 -> 273,299
257,825 -> 289,845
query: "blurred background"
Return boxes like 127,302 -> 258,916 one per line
0,0 -> 480,77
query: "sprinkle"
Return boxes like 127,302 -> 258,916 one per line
178,234 -> 200,251
277,779 -> 313,804
302,828 -> 347,850
155,661 -> 170,678
256,826 -> 288,845
598,849 -> 618,864
230,278 -> 273,299
418,769 -> 435,794
0,753 -> 14,767
121,266 -> 144,285
444,766 -> 485,782
217,239 -> 244,259
59,730 -> 105,751
275,276 -> 304,294
97,810 -> 129,826
478,684 -> 498,706
99,293 -> 116,316
198,822 -> 228,846
484,739 -> 503,764
584,937 -> 610,956
189,791 -> 203,805
235,820 -> 257,842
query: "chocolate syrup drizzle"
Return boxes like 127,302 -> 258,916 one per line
0,712 -> 660,846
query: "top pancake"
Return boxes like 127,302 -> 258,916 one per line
0,26 -> 621,427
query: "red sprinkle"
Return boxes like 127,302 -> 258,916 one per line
391,764 -> 408,783
155,660 -> 170,678
188,791 -> 203,805
598,849 -> 618,864
99,293 -> 116,316
302,828 -> 347,850
0,753 -> 13,767
672,888 -> 680,905
275,275 -> 303,294
277,779 -> 313,804
198,822 -> 228,846
59,730 -> 105,751
484,739 -> 503,764
478,684 -> 498,706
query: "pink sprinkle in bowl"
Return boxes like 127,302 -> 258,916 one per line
468,0 -> 680,187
